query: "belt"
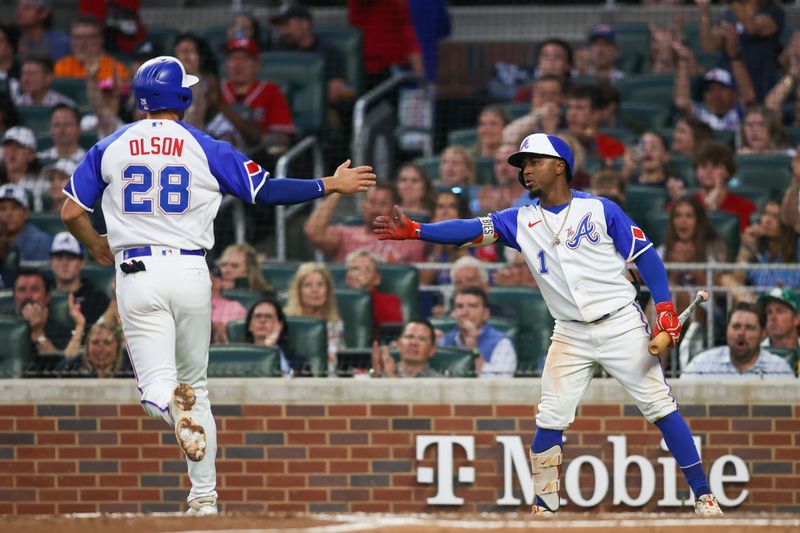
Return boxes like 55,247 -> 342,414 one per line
569,304 -> 628,325
122,246 -> 206,260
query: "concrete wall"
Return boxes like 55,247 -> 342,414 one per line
0,378 -> 798,514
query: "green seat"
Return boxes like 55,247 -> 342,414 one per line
729,186 -> 770,213
37,133 -> 53,151
694,52 -> 720,72
624,185 -> 667,232
619,102 -> 670,131
666,155 -> 695,186
617,75 -> 674,105
0,317 -> 30,378
430,316 -> 519,349
414,156 -> 440,181
199,26 -> 228,62
447,128 -> 478,149
504,103 -> 530,120
315,26 -> 363,95
785,126 -> 800,146
429,346 -> 475,377
487,287 -> 553,376
475,156 -> 494,185
285,316 -> 327,376
261,262 -> 300,293
82,263 -> 115,298
0,289 -> 13,315
208,344 -> 280,377
335,288 -> 372,348
390,345 -> 475,377
260,51 -> 327,133
51,77 -> 89,110
329,263 -> 419,322
220,289 -> 261,312
146,26 -> 179,54
648,210 -> 740,256
79,131 -> 97,150
712,129 -> 734,147
227,318 -> 246,343
732,155 -> 793,197
18,106 -> 52,134
27,212 -> 65,235
599,127 -> 637,146
765,346 -> 797,374
49,292 -> 74,330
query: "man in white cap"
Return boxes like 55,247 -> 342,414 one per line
42,158 -> 77,214
1,126 -> 48,212
374,132 -> 724,517
49,231 -> 109,326
0,183 -> 52,261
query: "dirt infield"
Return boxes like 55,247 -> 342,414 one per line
2,512 -> 800,533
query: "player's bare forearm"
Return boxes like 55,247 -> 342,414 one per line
61,198 -> 114,266
303,193 -> 341,254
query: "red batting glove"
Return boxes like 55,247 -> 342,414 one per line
373,205 -> 421,241
653,301 -> 681,346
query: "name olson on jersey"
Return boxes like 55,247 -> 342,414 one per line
129,137 -> 184,157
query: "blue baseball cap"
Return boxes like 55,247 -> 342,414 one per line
507,133 -> 574,180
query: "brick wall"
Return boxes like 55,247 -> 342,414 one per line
0,379 -> 798,514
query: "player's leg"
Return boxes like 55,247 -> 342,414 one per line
171,258 -> 218,513
116,268 -> 178,425
598,305 -> 722,516
531,322 -> 598,514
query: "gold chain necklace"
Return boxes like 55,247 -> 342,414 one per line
537,192 -> 573,246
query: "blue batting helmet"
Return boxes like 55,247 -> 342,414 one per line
133,56 -> 199,113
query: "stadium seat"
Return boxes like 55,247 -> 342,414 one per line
732,155 -> 793,197
616,75 -> 674,105
79,131 -> 98,150
36,134 -> 53,152
49,292 -> 74,330
785,126 -> 800,146
208,344 -> 280,377
261,262 -> 301,294
430,316 -> 519,349
504,103 -> 530,120
146,26 -> 179,54
227,318 -> 246,343
82,263 -> 116,298
18,106 -> 52,134
51,77 -> 89,110
0,289 -> 13,315
712,129 -> 734,147
414,156 -> 440,180
260,52 -> 327,134
198,25 -> 227,63
0,317 -> 31,378
599,127 -> 637,146
624,185 -> 667,231
647,210 -> 740,257
666,154 -> 695,186
336,347 -> 372,374
221,289 -> 261,312
447,128 -> 478,149
475,156 -> 495,185
335,288 -> 372,348
766,346 -> 797,374
285,316 -> 327,376
390,345 -> 475,377
487,287 -> 553,376
619,102 -> 670,130
315,26 -> 363,95
729,186 -> 770,213
328,263 -> 419,322
27,212 -> 65,235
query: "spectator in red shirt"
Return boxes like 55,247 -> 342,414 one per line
219,37 -> 295,158
347,0 -> 423,90
345,249 -> 403,338
692,140 -> 756,231
564,84 -> 624,162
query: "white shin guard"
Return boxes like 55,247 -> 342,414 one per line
530,445 -> 562,512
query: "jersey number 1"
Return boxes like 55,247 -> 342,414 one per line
537,250 -> 549,275
122,164 -> 190,214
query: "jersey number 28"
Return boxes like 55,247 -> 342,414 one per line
122,164 -> 190,214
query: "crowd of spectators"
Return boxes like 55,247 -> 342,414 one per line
0,1 -> 798,380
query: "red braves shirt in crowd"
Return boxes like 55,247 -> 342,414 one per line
221,81 -> 295,135
693,191 -> 756,231
370,287 -> 403,335
348,0 -> 421,74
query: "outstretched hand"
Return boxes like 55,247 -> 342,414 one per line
373,205 -> 420,241
326,159 -> 376,195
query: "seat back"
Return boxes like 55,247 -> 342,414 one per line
732,155 -> 793,197
227,318 -> 246,343
82,263 -> 116,298
314,26 -> 363,94
377,264 -> 419,321
49,291 -> 74,331
0,317 -> 30,378
18,106 -> 53,134
430,316 -> 519,349
765,346 -> 797,374
27,212 -> 65,236
285,316 -> 328,376
619,102 -> 670,130
261,262 -> 301,294
624,185 -> 667,233
208,344 -> 280,377
647,210 -> 740,257
220,289 -> 261,312
447,128 -> 478,149
429,346 -> 475,377
487,287 -> 553,375
260,52 -> 327,133
51,77 -> 89,110
335,288 -> 372,348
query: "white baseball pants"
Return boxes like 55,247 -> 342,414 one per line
536,303 -> 677,430
115,248 -> 217,503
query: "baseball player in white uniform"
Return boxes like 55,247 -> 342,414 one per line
60,56 -> 376,515
374,133 -> 723,516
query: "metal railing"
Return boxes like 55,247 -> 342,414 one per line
273,135 -> 325,262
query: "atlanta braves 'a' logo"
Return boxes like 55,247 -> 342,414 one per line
566,213 -> 600,249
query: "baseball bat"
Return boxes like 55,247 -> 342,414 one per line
648,290 -> 709,356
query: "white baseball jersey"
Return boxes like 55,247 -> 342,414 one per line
490,191 -> 653,322
63,119 -> 275,253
